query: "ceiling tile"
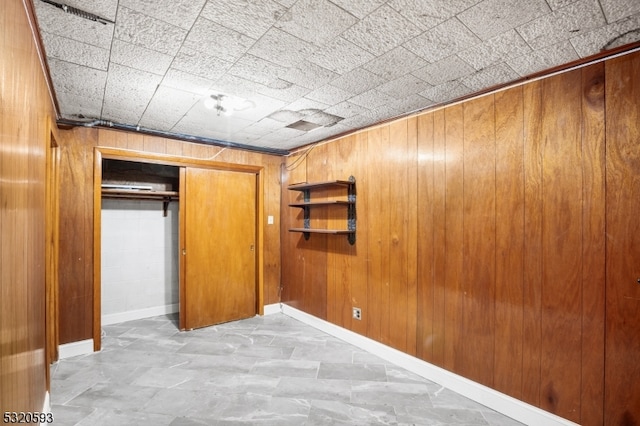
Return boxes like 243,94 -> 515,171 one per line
571,13 -> 640,56
545,0 -> 580,10
267,110 -> 306,124
304,111 -> 345,126
274,0 -> 296,7
275,0 -> 358,45
330,68 -> 386,95
56,91 -> 103,119
458,0 -> 550,40
348,89 -> 397,109
138,86 -> 201,128
34,0 -> 114,49
307,37 -> 375,74
328,0 -> 387,19
324,101 -> 371,119
457,30 -> 531,70
283,98 -> 331,113
404,18 -> 481,63
210,74 -> 264,99
102,63 -> 163,118
161,69 -> 216,95
339,109 -> 387,129
101,105 -> 145,124
507,40 -> 579,76
372,93 -> 432,120
119,0 -> 205,29
41,31 -> 109,70
342,5 -> 422,55
115,7 -> 188,55
201,0 -> 287,39
243,118 -> 288,134
227,55 -> 288,86
600,0 -> 640,22
258,82 -> 312,102
412,55 -> 476,86
460,62 -> 520,91
377,74 -> 433,99
172,47 -> 233,81
183,18 -> 255,63
231,94 -> 287,122
388,0 -> 481,30
421,81 -> 473,103
305,85 -> 354,105
281,61 -> 339,90
265,127 -> 308,141
363,47 -> 428,80
247,28 -> 315,67
110,39 -> 173,75
47,57 -> 107,100
517,0 -> 607,50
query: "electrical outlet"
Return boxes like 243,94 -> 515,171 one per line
352,307 -> 362,320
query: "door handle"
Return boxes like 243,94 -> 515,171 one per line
250,244 -> 254,251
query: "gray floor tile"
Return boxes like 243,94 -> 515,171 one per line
50,313 -> 523,425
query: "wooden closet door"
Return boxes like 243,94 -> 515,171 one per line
182,167 -> 257,330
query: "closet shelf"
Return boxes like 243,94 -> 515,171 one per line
101,188 -> 179,201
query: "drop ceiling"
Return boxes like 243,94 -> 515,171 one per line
34,0 -> 640,153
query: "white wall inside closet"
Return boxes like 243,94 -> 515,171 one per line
101,198 -> 179,325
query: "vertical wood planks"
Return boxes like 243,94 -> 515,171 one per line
580,62 -> 605,426
538,70 -> 583,421
416,113 -> 435,362
443,104 -> 464,373
350,132 -> 370,336
522,80 -> 544,407
1,0 -> 51,413
366,126 -> 391,344
431,109 -> 447,366
388,119 -> 410,352
461,95 -> 496,387
493,86 -> 525,398
277,50 -> 640,426
604,51 -> 640,426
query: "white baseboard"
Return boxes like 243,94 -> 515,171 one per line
281,304 -> 578,426
102,304 -> 179,326
58,339 -> 94,359
262,303 -> 282,316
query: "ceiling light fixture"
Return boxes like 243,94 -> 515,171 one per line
204,94 -> 255,117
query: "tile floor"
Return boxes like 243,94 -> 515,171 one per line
50,313 -> 524,425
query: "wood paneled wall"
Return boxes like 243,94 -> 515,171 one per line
604,52 -> 640,426
281,51 -> 640,425
1,0 -> 56,413
56,128 -> 283,344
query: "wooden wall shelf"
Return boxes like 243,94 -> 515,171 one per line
288,176 -> 356,245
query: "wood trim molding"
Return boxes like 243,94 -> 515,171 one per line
96,147 -> 263,172
92,149 -> 103,352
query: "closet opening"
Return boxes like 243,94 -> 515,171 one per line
100,159 -> 180,329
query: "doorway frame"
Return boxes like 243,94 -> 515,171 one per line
92,147 -> 265,351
